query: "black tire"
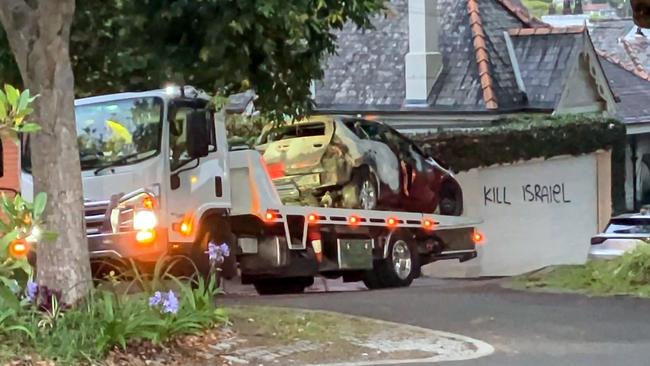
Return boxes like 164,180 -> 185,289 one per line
438,182 -> 463,216
363,235 -> 420,289
342,167 -> 379,210
253,277 -> 314,295
190,217 -> 235,283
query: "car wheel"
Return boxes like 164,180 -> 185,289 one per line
342,168 -> 378,210
438,183 -> 463,216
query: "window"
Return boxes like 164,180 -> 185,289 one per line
259,122 -> 326,144
169,107 -> 216,171
23,97 -> 164,173
605,218 -> 650,234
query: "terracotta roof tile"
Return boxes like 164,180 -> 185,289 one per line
467,0 -> 498,110
597,49 -> 650,82
508,26 -> 586,37
495,0 -> 550,28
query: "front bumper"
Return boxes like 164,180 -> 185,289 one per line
87,228 -> 167,263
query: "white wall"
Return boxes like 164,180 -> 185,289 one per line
424,151 -> 612,277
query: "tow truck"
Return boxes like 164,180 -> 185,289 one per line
19,86 -> 482,295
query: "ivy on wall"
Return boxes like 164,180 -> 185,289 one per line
412,114 -> 627,213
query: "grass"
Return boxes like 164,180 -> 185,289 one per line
511,245 -> 650,297
227,305 -> 380,343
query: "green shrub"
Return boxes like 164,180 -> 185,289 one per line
413,114 -> 627,213
521,244 -> 650,297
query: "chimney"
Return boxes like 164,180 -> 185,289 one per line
404,0 -> 443,105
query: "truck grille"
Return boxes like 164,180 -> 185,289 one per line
84,201 -> 109,236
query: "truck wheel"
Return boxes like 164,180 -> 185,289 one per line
363,236 -> 420,289
191,217 -> 236,283
342,167 -> 378,210
253,277 -> 314,295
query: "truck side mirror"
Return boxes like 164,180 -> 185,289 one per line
187,110 -> 210,159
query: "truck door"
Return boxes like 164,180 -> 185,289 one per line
166,104 -> 230,244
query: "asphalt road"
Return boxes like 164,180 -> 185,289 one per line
223,278 -> 650,366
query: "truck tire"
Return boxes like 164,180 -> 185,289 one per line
342,167 -> 378,210
191,216 -> 236,283
253,277 -> 314,295
363,236 -> 420,289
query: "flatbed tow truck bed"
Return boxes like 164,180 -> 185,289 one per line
227,150 -> 482,294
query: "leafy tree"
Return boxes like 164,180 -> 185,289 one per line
0,0 -> 384,303
0,0 -> 385,117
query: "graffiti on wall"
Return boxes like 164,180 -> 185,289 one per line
484,183 -> 571,206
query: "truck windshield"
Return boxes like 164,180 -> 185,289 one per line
22,97 -> 163,173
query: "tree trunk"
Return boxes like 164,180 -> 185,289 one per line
0,0 -> 91,304
563,0 -> 572,14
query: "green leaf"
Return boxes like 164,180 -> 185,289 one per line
0,100 -> 7,121
0,230 -> 19,254
17,90 -> 30,113
4,84 -> 19,108
16,123 -> 40,133
33,192 -> 47,220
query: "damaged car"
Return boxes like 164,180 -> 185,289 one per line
255,115 -> 463,215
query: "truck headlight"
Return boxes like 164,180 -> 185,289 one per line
133,210 -> 158,231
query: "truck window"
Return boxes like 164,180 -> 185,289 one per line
261,122 -> 326,143
169,107 -> 216,171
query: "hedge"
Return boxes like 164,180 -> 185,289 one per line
412,114 -> 627,213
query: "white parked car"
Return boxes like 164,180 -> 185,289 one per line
589,214 -> 650,260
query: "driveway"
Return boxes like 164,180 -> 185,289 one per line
223,277 -> 650,366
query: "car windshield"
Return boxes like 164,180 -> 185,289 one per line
22,97 -> 163,172
259,122 -> 326,144
605,218 -> 650,234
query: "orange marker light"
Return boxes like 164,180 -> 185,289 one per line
143,196 -> 155,209
136,230 -> 156,244
179,219 -> 193,236
308,214 -> 318,223
472,231 -> 485,245
349,215 -> 360,225
423,219 -> 435,230
387,217 -> 398,227
265,211 -> 276,222
9,239 -> 29,257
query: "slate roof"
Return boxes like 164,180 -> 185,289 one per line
508,27 -> 586,109
589,19 -> 650,124
314,0 -> 594,114
599,54 -> 650,124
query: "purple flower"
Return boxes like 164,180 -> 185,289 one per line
208,242 -> 219,262
149,291 -> 163,307
208,241 -> 231,263
219,243 -> 230,258
26,280 -> 38,302
162,290 -> 179,314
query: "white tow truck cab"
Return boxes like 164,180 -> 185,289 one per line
19,86 -> 482,294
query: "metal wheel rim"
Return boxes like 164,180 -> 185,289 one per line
359,178 -> 377,210
391,240 -> 412,280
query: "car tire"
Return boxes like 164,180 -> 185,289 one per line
342,167 -> 379,210
363,235 -> 420,289
438,182 -> 463,216
253,277 -> 314,295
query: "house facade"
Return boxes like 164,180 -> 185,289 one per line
590,18 -> 650,211
313,0 -> 616,134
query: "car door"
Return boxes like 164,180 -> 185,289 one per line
381,128 -> 438,211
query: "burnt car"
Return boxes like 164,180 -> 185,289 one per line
255,115 -> 463,215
